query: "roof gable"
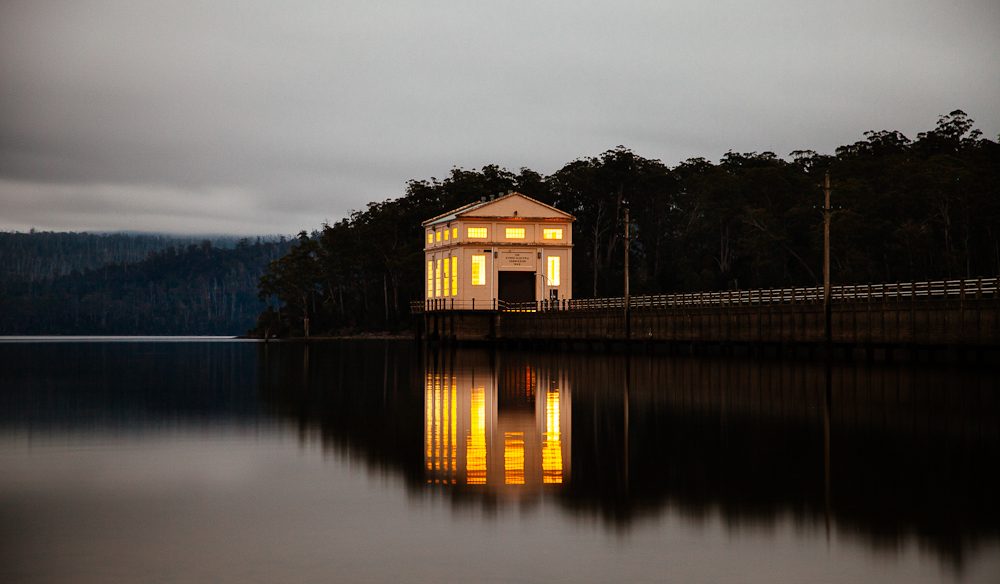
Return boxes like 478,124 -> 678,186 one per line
422,192 -> 574,226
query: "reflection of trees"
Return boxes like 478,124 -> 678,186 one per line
258,341 -> 427,490
562,354 -> 1000,571
259,341 -> 1000,568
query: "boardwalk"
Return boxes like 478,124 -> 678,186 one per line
414,277 -> 1000,347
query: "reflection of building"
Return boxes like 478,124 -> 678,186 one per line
424,351 -> 571,493
422,192 -> 574,306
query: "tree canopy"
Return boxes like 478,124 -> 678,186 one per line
256,110 -> 999,336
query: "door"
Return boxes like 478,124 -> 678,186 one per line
498,271 -> 535,304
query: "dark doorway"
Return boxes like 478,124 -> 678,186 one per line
498,271 -> 535,304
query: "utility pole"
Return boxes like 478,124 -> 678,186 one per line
624,206 -> 631,339
624,206 -> 630,308
823,171 -> 832,345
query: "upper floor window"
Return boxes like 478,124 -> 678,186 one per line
444,229 -> 449,241
435,231 -> 442,242
542,228 -> 563,240
505,227 -> 525,239
426,232 -> 433,245
467,227 -> 487,239
451,227 -> 458,240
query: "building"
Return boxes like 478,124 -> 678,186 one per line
422,192 -> 574,308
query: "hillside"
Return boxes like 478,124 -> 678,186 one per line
0,236 -> 290,335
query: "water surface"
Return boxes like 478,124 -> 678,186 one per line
1,340 -> 997,583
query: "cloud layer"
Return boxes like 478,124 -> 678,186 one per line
2,0 -> 998,234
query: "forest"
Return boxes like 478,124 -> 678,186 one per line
256,110 -> 999,336
0,234 -> 289,335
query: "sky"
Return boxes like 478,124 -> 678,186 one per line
1,1 -> 998,235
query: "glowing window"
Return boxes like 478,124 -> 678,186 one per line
471,255 -> 486,286
427,260 -> 433,298
505,227 -> 525,239
504,432 -> 525,485
452,227 -> 458,239
451,256 -> 458,296
442,258 -> 450,296
435,231 -> 441,242
467,227 -> 487,239
435,259 -> 441,297
547,256 -> 560,286
444,229 -> 449,241
543,228 -> 563,240
426,232 -> 433,245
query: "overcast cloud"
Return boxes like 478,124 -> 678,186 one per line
1,0 -> 998,235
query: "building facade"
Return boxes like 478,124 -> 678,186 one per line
422,192 -> 574,308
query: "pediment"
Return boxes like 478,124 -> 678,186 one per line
458,193 -> 573,220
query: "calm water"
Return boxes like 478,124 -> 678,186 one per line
1,339 -> 998,583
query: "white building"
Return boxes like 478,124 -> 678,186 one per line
422,192 -> 574,308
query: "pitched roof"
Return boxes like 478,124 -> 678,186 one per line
421,192 -> 574,226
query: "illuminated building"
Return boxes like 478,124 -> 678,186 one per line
422,192 -> 574,306
423,351 -> 571,495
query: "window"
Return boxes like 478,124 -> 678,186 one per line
505,227 -> 525,239
435,231 -> 441,242
543,228 -> 563,240
471,255 -> 486,286
547,256 -> 560,286
427,260 -> 433,298
444,229 -> 449,241
467,227 -> 487,239
451,256 -> 458,296
452,227 -> 458,240
426,232 -> 433,245
435,259 -> 441,297
442,258 -> 450,296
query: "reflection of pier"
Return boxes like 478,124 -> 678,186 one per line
259,341 -> 999,567
424,351 -> 570,493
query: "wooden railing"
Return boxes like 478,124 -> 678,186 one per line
411,277 -> 999,314
415,298 -> 499,312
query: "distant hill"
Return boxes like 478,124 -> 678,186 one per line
0,233 -> 291,335
0,231 -> 280,282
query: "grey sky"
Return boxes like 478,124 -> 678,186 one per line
2,1 -> 998,235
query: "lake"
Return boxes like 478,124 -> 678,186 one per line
1,339 -> 998,583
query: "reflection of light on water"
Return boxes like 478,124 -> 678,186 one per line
450,378 -> 456,484
467,387 -> 487,485
425,373 -> 457,484
425,374 -> 432,473
423,360 -> 569,491
504,432 -> 525,485
542,389 -> 562,484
